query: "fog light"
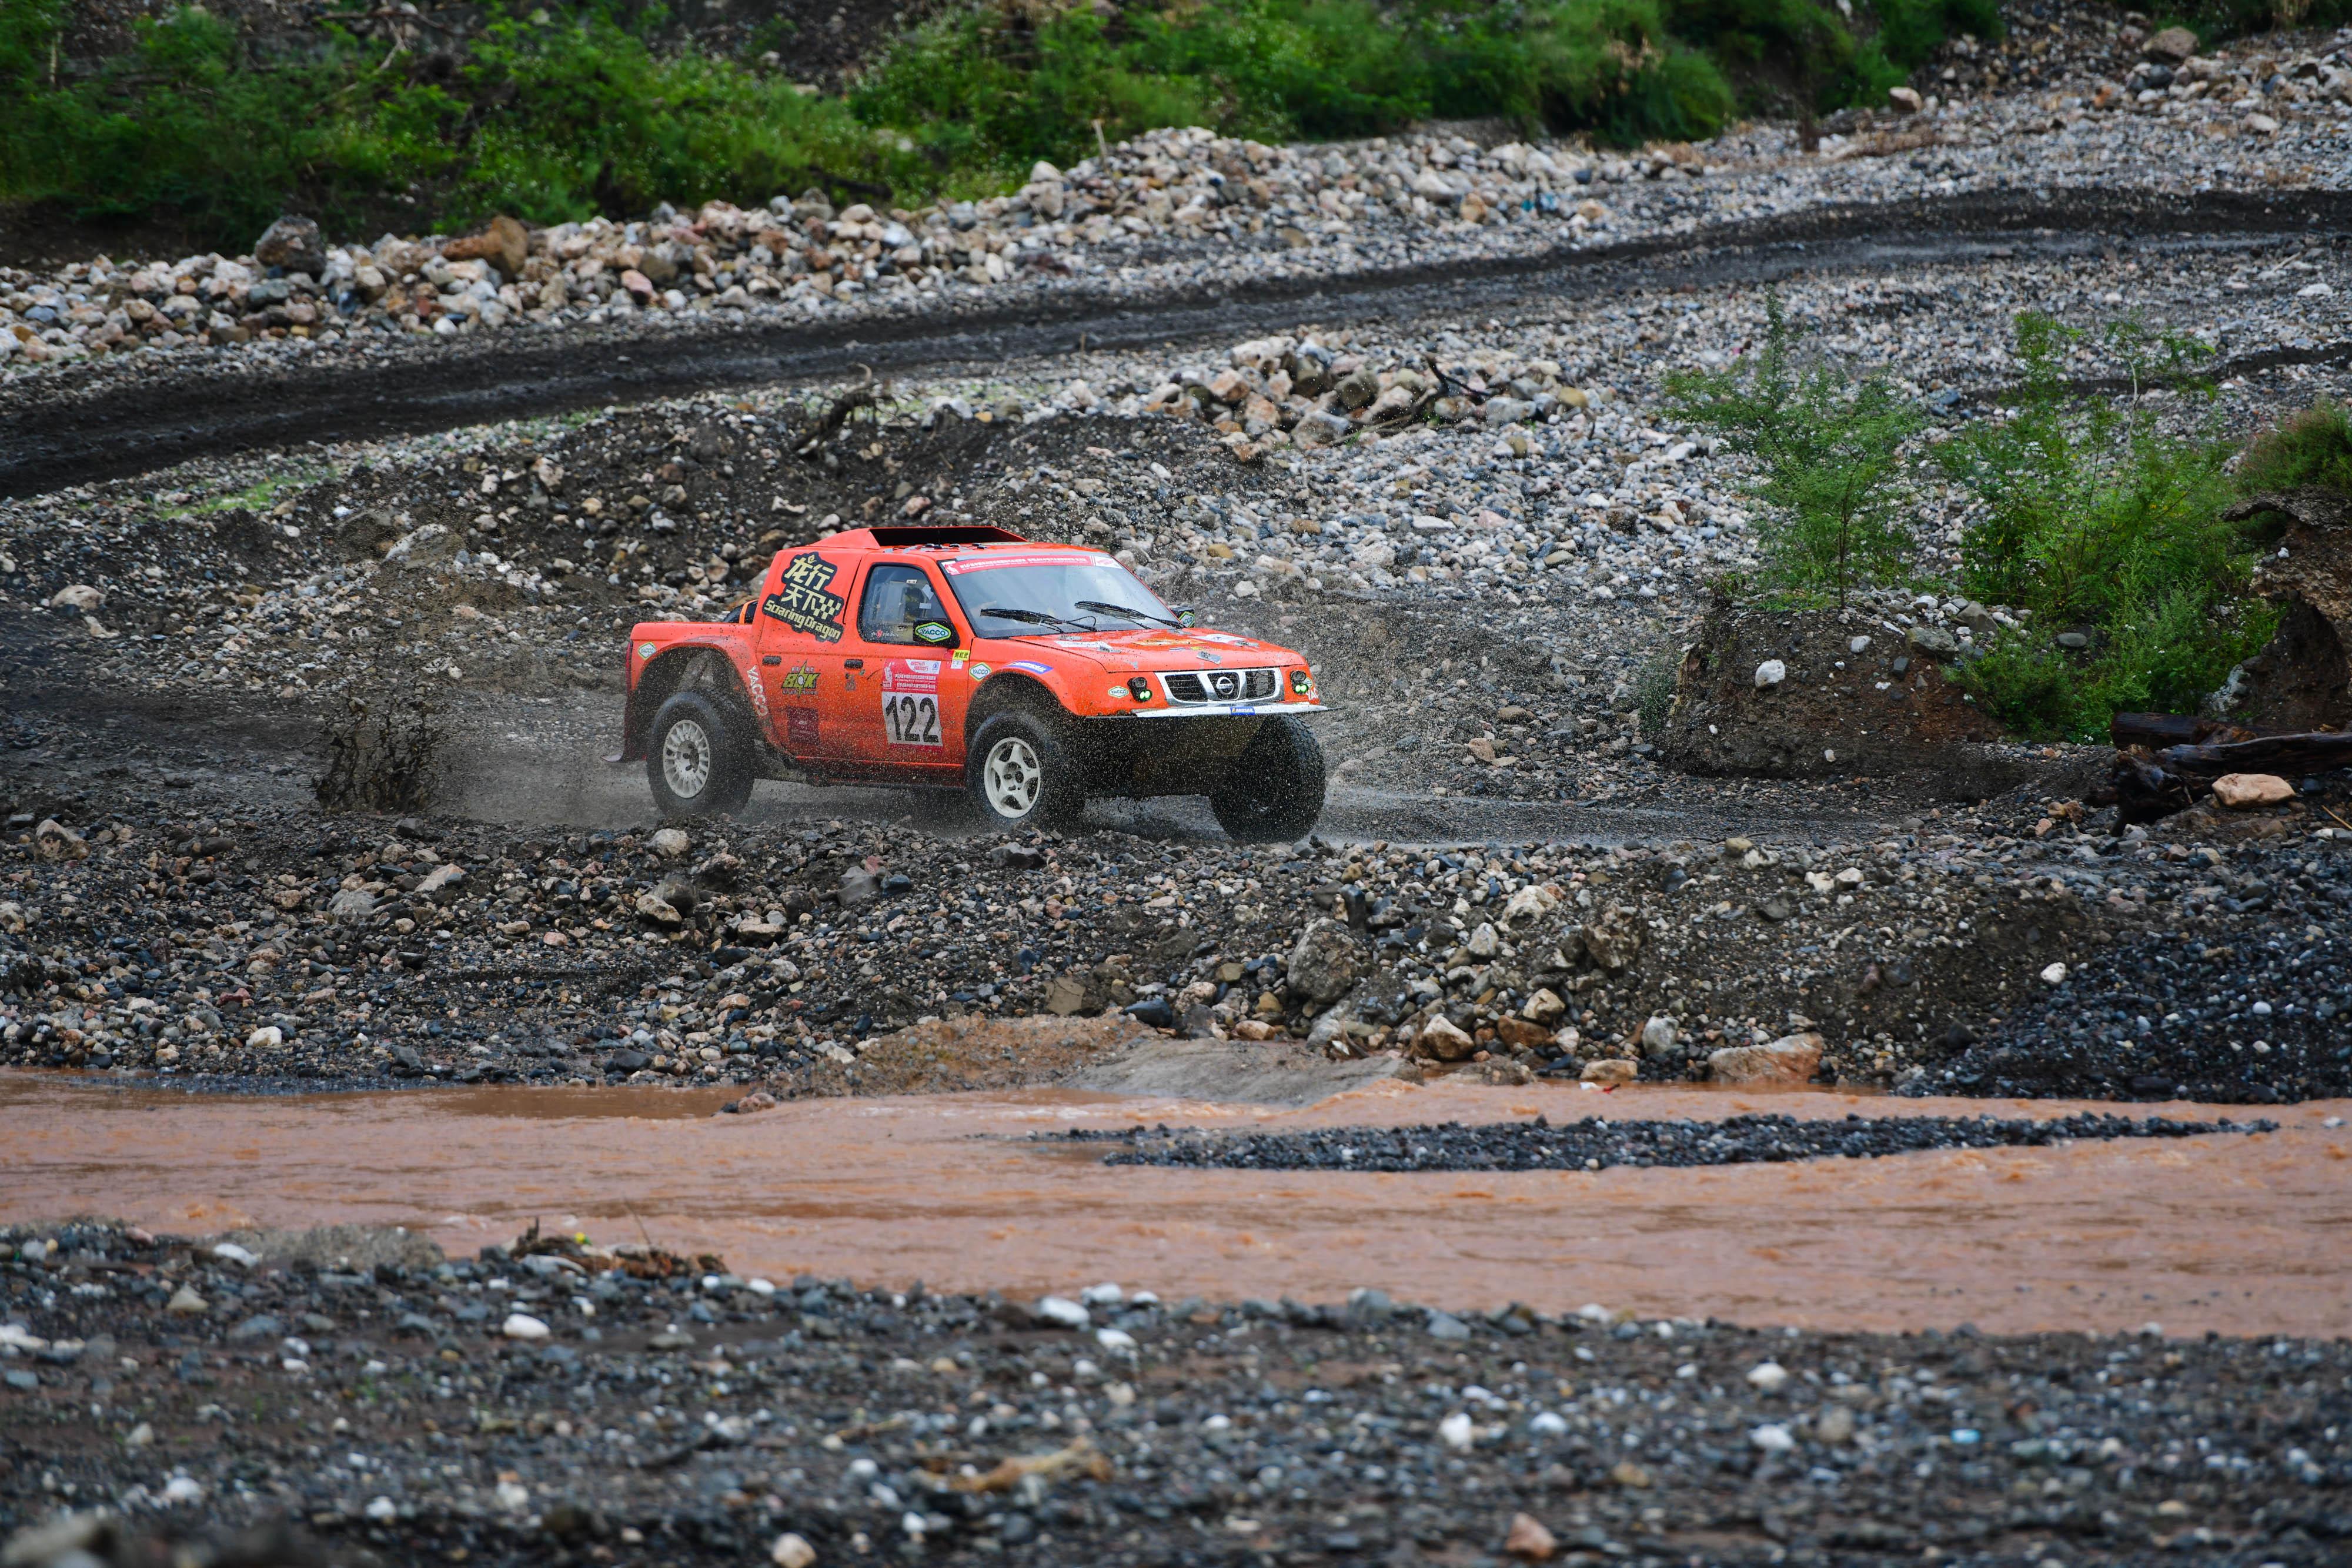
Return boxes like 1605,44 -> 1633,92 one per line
1289,668 -> 1313,696
1127,676 -> 1153,701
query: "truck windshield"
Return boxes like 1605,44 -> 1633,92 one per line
943,556 -> 1175,633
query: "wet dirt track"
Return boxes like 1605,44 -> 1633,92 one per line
6,186 -> 2351,499
6,1071 -> 2347,1339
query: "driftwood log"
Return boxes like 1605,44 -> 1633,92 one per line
2102,713 -> 2352,823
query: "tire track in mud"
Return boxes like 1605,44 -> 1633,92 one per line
4,186 -> 2347,499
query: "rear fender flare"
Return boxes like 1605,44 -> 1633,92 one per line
624,643 -> 763,761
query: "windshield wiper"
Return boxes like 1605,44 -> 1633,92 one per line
974,607 -> 1088,630
1074,600 -> 1182,628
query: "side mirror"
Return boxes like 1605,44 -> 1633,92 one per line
913,620 -> 958,647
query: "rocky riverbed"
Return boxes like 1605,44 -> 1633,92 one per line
5,1219 -> 2350,1567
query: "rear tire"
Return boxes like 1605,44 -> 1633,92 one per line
1210,716 -> 1326,842
647,691 -> 754,820
967,710 -> 1084,831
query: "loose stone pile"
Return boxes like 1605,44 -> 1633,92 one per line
2,16 -> 2343,378
1056,1110 -> 2274,1172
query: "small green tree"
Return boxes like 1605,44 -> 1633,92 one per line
1666,296 -> 1920,607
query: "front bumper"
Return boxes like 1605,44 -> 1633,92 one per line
1116,699 -> 1328,720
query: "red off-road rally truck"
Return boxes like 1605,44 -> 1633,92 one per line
619,526 -> 1329,839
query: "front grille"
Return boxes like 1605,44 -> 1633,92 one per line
1160,668 -> 1279,705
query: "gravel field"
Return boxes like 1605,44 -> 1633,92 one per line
5,1219 -> 2351,1567
1053,1110 -> 2278,1171
6,6 -> 2352,1561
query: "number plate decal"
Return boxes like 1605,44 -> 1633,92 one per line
882,661 -> 945,748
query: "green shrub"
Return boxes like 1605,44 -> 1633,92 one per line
1936,314 -> 2274,740
2234,400 -> 2352,497
1666,295 -> 1921,607
5,0 -> 2000,251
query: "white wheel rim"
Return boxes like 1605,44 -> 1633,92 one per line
984,737 -> 1043,818
662,717 -> 712,799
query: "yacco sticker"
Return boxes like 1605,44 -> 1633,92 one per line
970,663 -> 993,678
784,707 -> 820,752
637,642 -> 657,660
913,620 -> 956,645
760,551 -> 847,641
883,660 -> 939,696
1006,660 -> 1052,676
777,663 -> 821,694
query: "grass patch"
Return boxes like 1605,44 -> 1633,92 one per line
2235,399 -> 2352,497
3,0 -> 1996,254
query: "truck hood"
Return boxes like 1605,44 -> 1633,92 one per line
989,627 -> 1296,673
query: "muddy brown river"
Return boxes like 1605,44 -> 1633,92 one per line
5,1071 -> 2347,1339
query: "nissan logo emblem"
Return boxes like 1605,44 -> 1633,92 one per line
1212,673 -> 1238,697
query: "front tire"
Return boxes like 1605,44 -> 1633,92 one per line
647,691 -> 754,820
1210,716 -> 1326,842
967,710 -> 1084,831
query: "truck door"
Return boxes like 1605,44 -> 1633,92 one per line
839,560 -> 969,772
751,544 -> 858,763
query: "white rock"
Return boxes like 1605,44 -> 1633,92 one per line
211,1242 -> 258,1267
1639,1015 -> 1678,1055
650,827 -> 691,858
365,1497 -> 399,1522
1095,1327 -> 1138,1353
245,1025 -> 283,1050
1438,1412 -> 1476,1452
1749,1422 -> 1796,1453
771,1533 -> 818,1568
1079,1281 -> 1125,1306
1753,659 -> 1787,688
1033,1296 -> 1090,1329
501,1313 -> 550,1340
1848,635 -> 1872,654
162,1475 -> 205,1505
1746,1360 -> 1789,1392
1528,1410 -> 1568,1435
2040,962 -> 2068,985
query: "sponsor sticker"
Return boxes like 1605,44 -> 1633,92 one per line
970,663 -> 992,678
636,641 -> 656,660
940,553 -> 1095,574
778,662 -> 821,694
913,620 -> 956,645
1007,659 -> 1053,676
1228,704 -> 1257,716
883,660 -> 940,696
759,551 -> 848,641
950,648 -> 971,668
784,707 -> 820,752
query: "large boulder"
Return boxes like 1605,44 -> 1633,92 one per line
444,214 -> 532,280
253,215 -> 326,276
1285,918 -> 1364,1009
1708,1032 -> 1823,1086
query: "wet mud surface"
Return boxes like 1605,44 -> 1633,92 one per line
5,1074 -> 2349,1339
6,188 -> 2351,499
1053,1110 -> 2278,1172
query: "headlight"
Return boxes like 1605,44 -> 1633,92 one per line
1289,668 -> 1313,696
1127,676 -> 1152,701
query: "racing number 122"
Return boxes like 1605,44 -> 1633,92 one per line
884,692 -> 942,747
